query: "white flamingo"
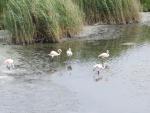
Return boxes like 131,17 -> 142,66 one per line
98,50 -> 110,59
66,48 -> 73,58
4,58 -> 14,70
48,49 -> 62,59
93,63 -> 105,75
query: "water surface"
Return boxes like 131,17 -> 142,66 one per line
0,24 -> 150,113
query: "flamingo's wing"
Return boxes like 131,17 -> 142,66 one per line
50,51 -> 57,55
98,53 -> 104,57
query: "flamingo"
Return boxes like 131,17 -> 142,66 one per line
93,63 -> 105,75
98,50 -> 109,59
4,58 -> 14,70
48,49 -> 62,59
66,48 -> 73,58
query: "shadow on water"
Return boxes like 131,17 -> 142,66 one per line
0,24 -> 150,113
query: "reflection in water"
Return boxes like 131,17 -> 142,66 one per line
66,65 -> 72,76
121,42 -> 136,46
94,75 -> 103,82
65,59 -> 73,75
93,68 -> 103,81
0,24 -> 150,113
67,65 -> 72,71
92,63 -> 110,82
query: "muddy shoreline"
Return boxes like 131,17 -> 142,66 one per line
71,12 -> 150,41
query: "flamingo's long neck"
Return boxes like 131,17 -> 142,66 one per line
107,50 -> 109,54
69,50 -> 71,53
58,51 -> 61,55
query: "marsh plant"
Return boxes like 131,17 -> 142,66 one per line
73,0 -> 141,24
140,0 -> 150,11
0,0 -> 8,29
4,0 -> 83,44
2,0 -> 142,44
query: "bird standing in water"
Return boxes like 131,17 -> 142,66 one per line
4,58 -> 14,70
48,49 -> 62,59
98,50 -> 110,65
98,50 -> 110,59
66,48 -> 73,58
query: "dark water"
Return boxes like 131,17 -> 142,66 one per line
0,24 -> 150,113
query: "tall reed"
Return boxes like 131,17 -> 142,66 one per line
140,0 -> 150,11
2,0 -> 142,44
73,0 -> 141,24
0,0 -> 8,29
4,0 -> 83,44
0,0 -> 8,17
4,0 -> 35,44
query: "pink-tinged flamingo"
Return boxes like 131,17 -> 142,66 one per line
4,58 -> 14,70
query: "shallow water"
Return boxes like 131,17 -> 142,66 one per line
0,24 -> 150,113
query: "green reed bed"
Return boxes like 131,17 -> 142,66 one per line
4,0 -> 83,44
4,0 -> 34,44
0,0 -> 8,29
140,0 -> 150,11
2,0 -> 142,44
0,0 -> 8,17
73,0 -> 141,24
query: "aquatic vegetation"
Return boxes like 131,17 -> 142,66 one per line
4,0 -> 34,44
0,0 -> 8,29
1,0 -> 143,44
3,0 -> 83,44
73,0 -> 141,24
0,0 -> 8,18
140,0 -> 150,11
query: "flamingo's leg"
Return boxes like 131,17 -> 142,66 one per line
11,63 -> 15,69
98,71 -> 99,75
6,65 -> 10,70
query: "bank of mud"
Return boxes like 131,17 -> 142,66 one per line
71,12 -> 150,41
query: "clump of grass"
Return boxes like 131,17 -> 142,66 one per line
53,0 -> 83,37
0,0 -> 8,17
73,0 -> 141,24
4,0 -> 35,44
140,0 -> 150,11
0,0 -> 8,29
2,0 -> 142,44
4,0 -> 83,44
31,0 -> 60,43
33,0 -> 83,43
